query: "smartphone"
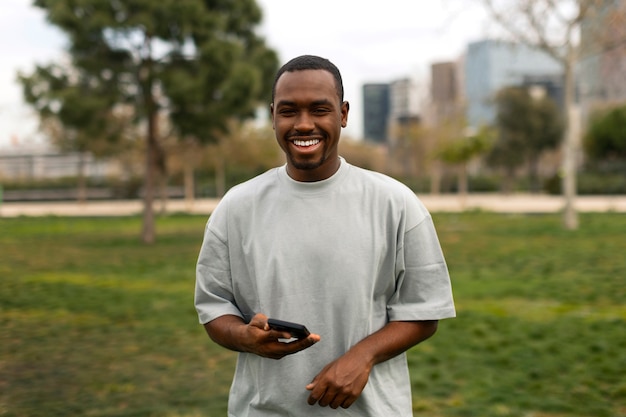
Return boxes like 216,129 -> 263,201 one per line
267,318 -> 311,339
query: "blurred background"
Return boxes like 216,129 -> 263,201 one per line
0,0 -> 626,231
0,0 -> 625,236
1,2 -> 625,416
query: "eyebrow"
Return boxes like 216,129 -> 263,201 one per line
275,99 -> 335,107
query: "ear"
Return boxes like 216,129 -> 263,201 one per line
269,103 -> 276,130
340,101 -> 349,128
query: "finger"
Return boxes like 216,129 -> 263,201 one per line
297,334 -> 321,347
305,377 -> 317,391
250,313 -> 269,327
341,396 -> 356,409
262,336 -> 316,359
277,334 -> 320,353
267,329 -> 293,340
306,374 -> 326,405
330,394 -> 348,409
307,386 -> 327,406
318,396 -> 332,407
317,388 -> 338,407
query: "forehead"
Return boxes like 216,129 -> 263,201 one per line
274,69 -> 339,103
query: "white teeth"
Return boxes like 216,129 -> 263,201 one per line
293,139 -> 320,147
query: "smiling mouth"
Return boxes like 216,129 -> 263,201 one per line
292,139 -> 320,147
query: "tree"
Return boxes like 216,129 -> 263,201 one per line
203,121 -> 282,197
584,104 -> 626,162
481,0 -> 626,229
338,137 -> 386,174
28,0 -> 278,243
489,86 -> 563,192
19,63 -> 124,202
387,118 -> 430,181
429,111 -> 467,194
438,125 -> 493,202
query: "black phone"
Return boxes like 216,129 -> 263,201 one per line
267,318 -> 311,339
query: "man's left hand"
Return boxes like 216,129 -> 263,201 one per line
305,349 -> 372,409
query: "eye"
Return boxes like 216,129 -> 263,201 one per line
312,107 -> 331,115
278,108 -> 296,116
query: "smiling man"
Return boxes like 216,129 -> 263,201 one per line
270,62 -> 347,181
195,55 -> 456,416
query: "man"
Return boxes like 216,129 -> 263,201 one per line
195,55 -> 455,416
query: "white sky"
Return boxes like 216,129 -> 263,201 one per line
0,0 -> 494,149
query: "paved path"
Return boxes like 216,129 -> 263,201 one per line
1,194 -> 625,217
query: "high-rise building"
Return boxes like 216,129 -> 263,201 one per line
362,78 -> 421,145
389,78 -> 420,124
579,0 -> 626,123
430,61 -> 463,125
431,62 -> 458,104
362,83 -> 390,144
464,39 -> 562,128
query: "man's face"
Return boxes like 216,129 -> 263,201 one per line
271,69 -> 349,182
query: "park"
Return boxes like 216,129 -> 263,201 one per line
1,210 -> 624,416
2,1 -> 625,415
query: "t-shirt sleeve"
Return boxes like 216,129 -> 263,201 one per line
194,203 -> 244,324
387,200 -> 456,321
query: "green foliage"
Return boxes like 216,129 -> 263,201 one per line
545,170 -> 626,195
1,213 -> 624,416
438,125 -> 494,165
584,104 -> 626,162
488,87 -> 563,169
18,63 -> 125,155
25,0 -> 278,242
28,0 -> 279,140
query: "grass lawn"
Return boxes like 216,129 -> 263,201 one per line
1,212 -> 624,416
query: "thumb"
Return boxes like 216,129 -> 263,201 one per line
249,313 -> 269,330
306,375 -> 319,391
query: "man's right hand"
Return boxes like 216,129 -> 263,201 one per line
204,313 -> 320,359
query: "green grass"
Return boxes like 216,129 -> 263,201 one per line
1,213 -> 625,416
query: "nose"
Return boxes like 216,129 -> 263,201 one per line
294,111 -> 314,132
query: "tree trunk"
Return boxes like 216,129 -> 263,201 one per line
140,34 -> 158,244
561,56 -> 579,230
216,157 -> 226,198
184,163 -> 195,211
430,160 -> 442,195
158,170 -> 167,215
76,152 -> 87,204
458,164 -> 468,194
142,112 -> 157,244
458,163 -> 468,210
501,165 -> 516,194
528,155 -> 540,193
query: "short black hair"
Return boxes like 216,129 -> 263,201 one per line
271,55 -> 344,103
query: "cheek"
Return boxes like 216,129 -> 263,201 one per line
273,118 -> 288,130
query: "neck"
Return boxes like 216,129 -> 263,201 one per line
287,156 -> 341,182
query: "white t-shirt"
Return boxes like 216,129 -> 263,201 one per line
195,159 -> 456,416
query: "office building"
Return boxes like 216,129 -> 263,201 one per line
464,39 -> 562,128
430,61 -> 464,125
579,0 -> 626,123
389,78 -> 420,125
362,83 -> 390,144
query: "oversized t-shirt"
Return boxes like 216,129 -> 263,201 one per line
195,159 -> 456,417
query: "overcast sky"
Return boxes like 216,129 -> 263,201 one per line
0,0 -> 494,148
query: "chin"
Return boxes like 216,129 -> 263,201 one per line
287,153 -> 325,170
291,156 -> 326,170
